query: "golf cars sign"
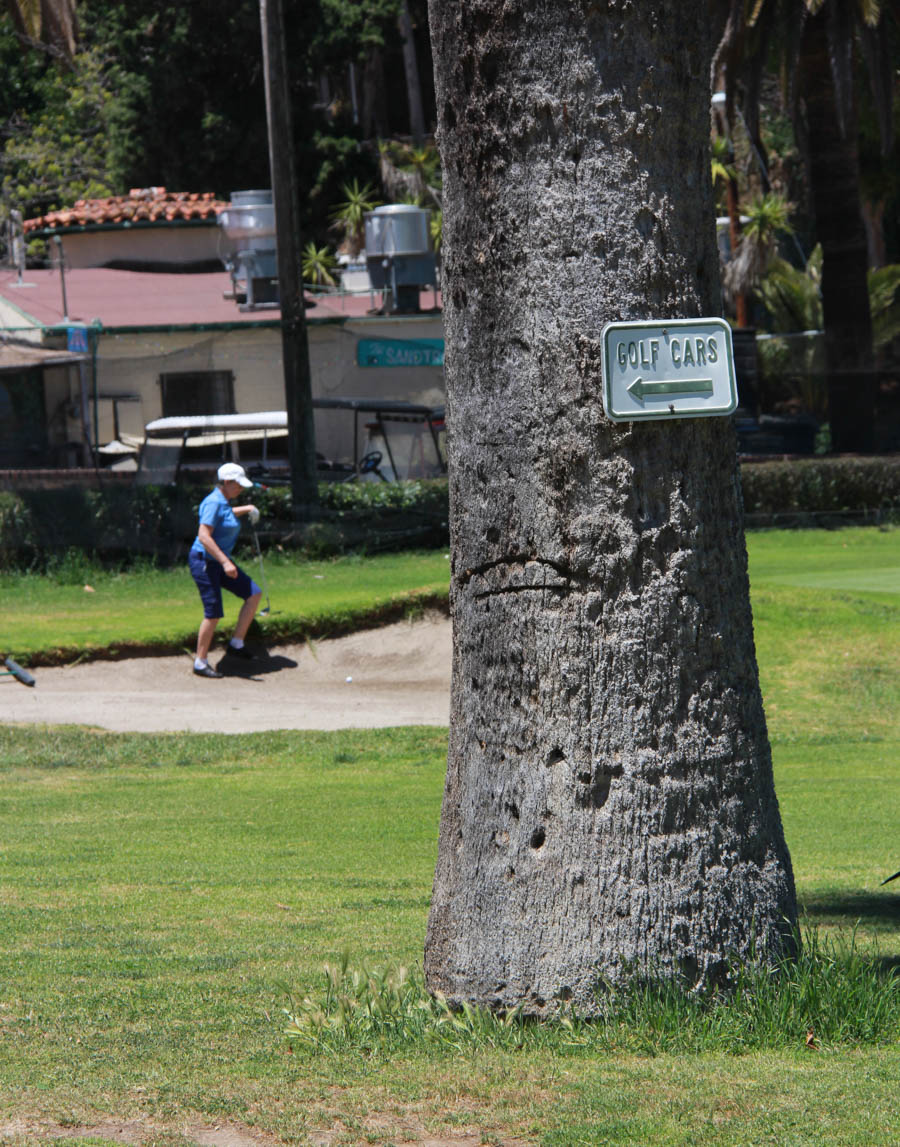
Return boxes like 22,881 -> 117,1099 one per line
601,318 -> 737,422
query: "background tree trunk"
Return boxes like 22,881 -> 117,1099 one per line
800,8 -> 876,454
361,48 -> 389,140
399,0 -> 426,145
425,0 -> 797,1015
260,0 -> 319,519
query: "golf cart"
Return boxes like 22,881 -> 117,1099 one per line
136,399 -> 446,486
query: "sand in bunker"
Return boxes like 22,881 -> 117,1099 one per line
4,615 -> 451,733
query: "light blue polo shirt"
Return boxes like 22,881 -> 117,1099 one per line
191,487 -> 241,557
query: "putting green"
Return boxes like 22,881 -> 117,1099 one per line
768,566 -> 900,594
746,526 -> 900,596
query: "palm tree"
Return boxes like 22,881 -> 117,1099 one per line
425,0 -> 797,1012
712,0 -> 896,452
711,133 -> 750,326
398,0 -> 425,144
725,191 -> 794,301
378,139 -> 442,209
758,244 -> 823,333
710,134 -> 737,194
329,179 -> 381,257
301,241 -> 337,288
429,208 -> 442,255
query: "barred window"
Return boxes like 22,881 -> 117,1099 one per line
159,370 -> 235,417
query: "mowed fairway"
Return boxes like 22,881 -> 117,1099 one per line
0,526 -> 898,1146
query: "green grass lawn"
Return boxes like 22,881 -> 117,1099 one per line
4,524 -> 897,670
1,525 -> 899,1145
0,549 -> 451,666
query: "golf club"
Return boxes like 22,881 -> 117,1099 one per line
2,655 -> 35,687
250,522 -> 271,616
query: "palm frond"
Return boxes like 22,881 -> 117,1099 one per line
301,242 -> 337,288
868,263 -> 900,351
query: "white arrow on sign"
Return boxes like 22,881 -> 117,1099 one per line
627,377 -> 714,402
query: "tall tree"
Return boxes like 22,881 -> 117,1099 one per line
260,0 -> 319,520
713,0 -> 897,452
424,0 -> 797,1013
398,0 -> 425,143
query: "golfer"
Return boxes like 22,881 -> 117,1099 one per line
189,462 -> 262,678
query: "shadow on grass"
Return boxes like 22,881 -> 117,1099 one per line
801,891 -> 900,928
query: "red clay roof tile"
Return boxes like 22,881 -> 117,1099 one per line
24,189 -> 229,233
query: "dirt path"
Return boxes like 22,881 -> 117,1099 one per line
3,615 -> 451,733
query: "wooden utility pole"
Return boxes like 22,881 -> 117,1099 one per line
260,0 -> 319,519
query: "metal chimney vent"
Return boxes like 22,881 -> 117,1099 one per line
217,190 -> 278,310
365,204 -> 435,314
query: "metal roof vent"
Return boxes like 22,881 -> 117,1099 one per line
217,190 -> 278,310
365,204 -> 435,314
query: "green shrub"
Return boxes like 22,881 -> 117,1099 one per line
740,456 -> 900,517
3,460 -> 897,571
0,479 -> 450,570
0,484 -> 193,571
245,478 -> 449,557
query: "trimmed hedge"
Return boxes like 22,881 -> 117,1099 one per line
740,456 -> 900,516
0,479 -> 450,571
248,478 -> 450,558
1,459 -> 897,571
0,485 -> 195,572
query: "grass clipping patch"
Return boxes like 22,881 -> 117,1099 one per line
283,929 -> 900,1057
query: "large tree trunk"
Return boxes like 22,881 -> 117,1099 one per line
425,0 -> 797,1016
800,8 -> 876,453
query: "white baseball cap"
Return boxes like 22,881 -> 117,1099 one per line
217,462 -> 253,488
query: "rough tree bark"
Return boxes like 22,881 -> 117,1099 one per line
424,0 -> 797,1015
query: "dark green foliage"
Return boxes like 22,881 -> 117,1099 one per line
76,1 -> 276,195
0,1 -> 433,246
0,15 -> 49,123
0,40 -> 115,235
3,464 -> 899,570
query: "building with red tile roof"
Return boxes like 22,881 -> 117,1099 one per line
24,188 -> 226,232
23,189 -> 231,272
1,190 -> 443,470
0,261 -> 443,470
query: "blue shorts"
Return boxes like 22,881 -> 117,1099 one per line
189,549 -> 261,620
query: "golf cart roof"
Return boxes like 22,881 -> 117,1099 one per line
143,401 -> 444,440
137,399 -> 446,486
313,398 -> 443,418
144,411 -> 287,437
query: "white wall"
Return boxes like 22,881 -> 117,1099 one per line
58,225 -> 224,269
87,314 -> 445,462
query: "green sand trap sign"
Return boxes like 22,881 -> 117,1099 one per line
601,317 -> 737,422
